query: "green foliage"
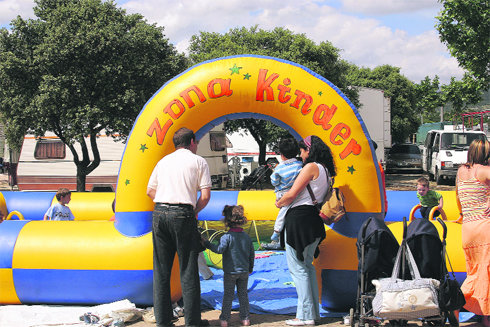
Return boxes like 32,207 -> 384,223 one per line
0,0 -> 187,190
415,76 -> 444,123
347,64 -> 418,144
189,26 -> 357,163
441,73 -> 487,114
436,0 -> 490,88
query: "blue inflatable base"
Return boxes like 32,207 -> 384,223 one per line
200,251 -> 345,317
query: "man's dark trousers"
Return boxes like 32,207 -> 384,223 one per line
152,204 -> 201,327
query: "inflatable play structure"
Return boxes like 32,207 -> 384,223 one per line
0,55 -> 465,311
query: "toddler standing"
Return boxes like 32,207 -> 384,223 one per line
203,205 -> 254,327
270,138 -> 302,242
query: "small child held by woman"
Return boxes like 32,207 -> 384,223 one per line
203,205 -> 255,327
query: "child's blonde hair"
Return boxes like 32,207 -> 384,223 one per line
222,205 -> 247,228
417,177 -> 429,188
55,188 -> 71,201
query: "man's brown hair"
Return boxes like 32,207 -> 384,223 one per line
173,127 -> 196,148
56,188 -> 71,201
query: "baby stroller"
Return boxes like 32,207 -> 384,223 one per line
350,217 -> 400,327
404,217 -> 459,327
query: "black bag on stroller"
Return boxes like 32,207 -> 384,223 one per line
350,217 -> 399,326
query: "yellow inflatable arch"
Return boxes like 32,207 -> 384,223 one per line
114,55 -> 384,237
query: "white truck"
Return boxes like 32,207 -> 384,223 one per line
422,128 -> 487,184
356,87 -> 391,162
11,126 -> 230,191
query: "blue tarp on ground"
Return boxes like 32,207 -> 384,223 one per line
200,251 -> 344,318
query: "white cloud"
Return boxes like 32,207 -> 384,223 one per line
0,0 -> 464,84
0,0 -> 34,25
340,0 -> 439,15
121,0 -> 463,83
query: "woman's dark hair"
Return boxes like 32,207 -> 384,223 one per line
222,205 -> 247,228
299,135 -> 337,177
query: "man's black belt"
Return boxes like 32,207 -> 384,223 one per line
155,203 -> 194,210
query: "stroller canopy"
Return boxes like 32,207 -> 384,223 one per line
405,218 -> 443,280
357,217 -> 399,288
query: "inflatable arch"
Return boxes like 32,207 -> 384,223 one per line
0,56 -> 466,310
114,55 -> 385,238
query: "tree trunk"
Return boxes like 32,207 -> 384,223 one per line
76,169 -> 87,192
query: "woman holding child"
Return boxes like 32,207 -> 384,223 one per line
456,139 -> 490,327
276,135 -> 336,326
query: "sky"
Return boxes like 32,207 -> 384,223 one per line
0,0 -> 464,84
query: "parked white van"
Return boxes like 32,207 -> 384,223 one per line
422,129 -> 487,184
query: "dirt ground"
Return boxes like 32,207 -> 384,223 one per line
129,310 -> 342,327
126,310 -> 481,327
384,172 -> 456,192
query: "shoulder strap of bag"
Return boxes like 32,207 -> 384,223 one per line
306,163 -> 330,205
320,163 -> 333,190
391,240 -> 422,280
306,184 -> 318,205
441,238 -> 457,279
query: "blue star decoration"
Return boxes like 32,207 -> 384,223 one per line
243,73 -> 251,80
318,91 -> 323,96
229,64 -> 242,75
347,166 -> 356,174
125,179 -> 130,186
140,144 -> 148,152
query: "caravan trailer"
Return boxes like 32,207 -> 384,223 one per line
13,127 -> 230,191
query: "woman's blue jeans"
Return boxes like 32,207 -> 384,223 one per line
285,229 -> 321,321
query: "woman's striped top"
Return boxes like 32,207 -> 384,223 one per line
457,177 -> 490,223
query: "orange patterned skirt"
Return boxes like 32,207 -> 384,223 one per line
461,219 -> 490,316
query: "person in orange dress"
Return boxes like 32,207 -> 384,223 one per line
456,139 -> 490,327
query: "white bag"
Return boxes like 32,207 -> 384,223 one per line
372,242 -> 440,320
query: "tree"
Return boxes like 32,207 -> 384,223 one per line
441,73 -> 487,115
415,76 -> 444,123
436,0 -> 490,89
188,26 -> 357,164
347,64 -> 418,144
0,0 -> 187,191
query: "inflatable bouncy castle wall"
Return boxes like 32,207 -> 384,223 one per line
0,55 -> 465,310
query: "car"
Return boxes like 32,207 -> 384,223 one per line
386,143 -> 423,173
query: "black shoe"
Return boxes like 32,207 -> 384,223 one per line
200,319 -> 210,326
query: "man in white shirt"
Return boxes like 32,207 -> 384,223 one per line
147,127 -> 212,327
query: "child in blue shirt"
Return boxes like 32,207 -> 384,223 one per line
270,138 -> 302,242
44,188 -> 75,221
203,205 -> 254,327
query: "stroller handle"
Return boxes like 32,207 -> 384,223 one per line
436,217 -> 448,240
402,216 -> 407,240
361,217 -> 373,239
